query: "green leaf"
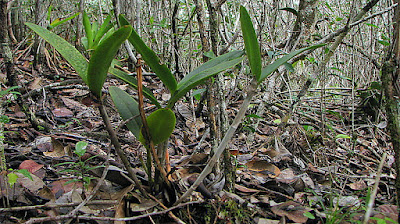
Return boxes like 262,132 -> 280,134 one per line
7,172 -> 18,187
109,68 -> 161,108
378,40 -> 390,46
240,6 -> 262,80
335,134 -> 351,139
168,50 -> 244,107
303,212 -> 315,219
119,15 -> 177,93
93,14 -> 113,49
25,23 -> 88,83
109,86 -> 142,138
87,25 -> 132,97
192,88 -> 206,101
259,44 -> 325,83
139,108 -> 176,146
49,12 -> 80,29
17,169 -> 33,181
83,11 -> 93,49
75,141 -> 88,157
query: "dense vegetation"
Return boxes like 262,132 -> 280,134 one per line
0,0 -> 399,223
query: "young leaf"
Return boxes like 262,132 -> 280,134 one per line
109,86 -> 142,138
259,44 -> 325,83
93,14 -> 113,49
25,23 -> 88,83
119,14 -> 177,93
75,141 -> 88,157
17,169 -> 33,181
83,11 -> 93,49
7,172 -> 18,187
139,108 -> 176,146
49,12 -> 80,30
240,6 -> 262,80
168,50 -> 244,107
109,67 -> 161,108
87,25 -> 132,97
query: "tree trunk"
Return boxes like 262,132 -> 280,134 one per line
381,0 -> 400,219
33,0 -> 49,68
0,0 -> 15,86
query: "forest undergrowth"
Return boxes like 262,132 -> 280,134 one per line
0,42 -> 397,224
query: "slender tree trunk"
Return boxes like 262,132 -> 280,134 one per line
75,0 -> 84,49
33,0 -> 48,68
381,0 -> 400,218
0,0 -> 15,86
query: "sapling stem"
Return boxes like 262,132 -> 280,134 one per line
174,78 -> 258,205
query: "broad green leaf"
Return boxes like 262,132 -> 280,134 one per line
240,6 -> 261,80
87,25 -> 132,97
93,14 -> 113,49
49,12 -> 80,29
17,169 -> 33,181
25,23 -> 88,83
75,141 -> 88,157
259,44 -> 325,83
303,212 -> 315,219
168,50 -> 244,107
7,173 -> 18,187
109,67 -> 161,108
119,15 -> 177,93
139,108 -> 176,146
109,86 -> 142,138
83,11 -> 93,49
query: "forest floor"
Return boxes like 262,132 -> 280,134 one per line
0,49 -> 398,224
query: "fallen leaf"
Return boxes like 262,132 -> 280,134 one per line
52,107 -> 73,118
246,159 -> 281,178
349,180 -> 367,191
271,201 -> 311,223
19,160 -> 44,174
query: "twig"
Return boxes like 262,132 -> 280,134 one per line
0,200 -> 118,212
22,201 -> 201,223
363,152 -> 387,224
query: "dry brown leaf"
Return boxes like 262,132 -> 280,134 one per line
19,160 -> 43,174
271,201 -> 311,223
349,180 -> 367,191
43,137 -> 69,158
246,159 -> 281,178
52,107 -> 73,118
234,184 -> 260,193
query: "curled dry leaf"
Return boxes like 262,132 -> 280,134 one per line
246,159 -> 281,178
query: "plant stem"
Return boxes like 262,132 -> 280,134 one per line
136,57 -> 170,188
98,102 -> 148,197
174,79 -> 258,205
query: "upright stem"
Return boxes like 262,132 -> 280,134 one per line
174,79 -> 258,205
98,102 -> 148,197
